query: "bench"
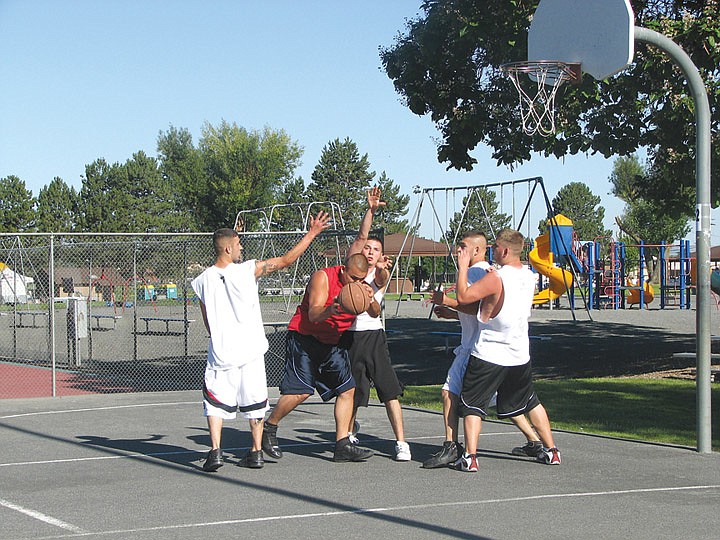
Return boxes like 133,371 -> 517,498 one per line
405,292 -> 431,301
13,311 -> 48,328
138,316 -> 195,335
264,321 -> 287,333
90,314 -> 122,330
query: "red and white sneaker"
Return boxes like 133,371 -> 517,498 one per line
454,452 -> 478,472
537,447 -> 562,465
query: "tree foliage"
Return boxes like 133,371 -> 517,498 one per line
79,152 -> 187,233
157,125 -> 206,231
158,121 -> 303,231
36,177 -> 79,232
610,154 -> 690,280
540,182 -> 610,240
0,175 -> 35,232
380,0 -> 720,218
375,171 -> 411,234
199,121 -> 302,230
306,138 -> 410,233
306,138 -> 376,231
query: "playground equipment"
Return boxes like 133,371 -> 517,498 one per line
529,214 -> 581,306
626,280 -> 654,307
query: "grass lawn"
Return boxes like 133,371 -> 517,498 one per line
396,378 -> 720,450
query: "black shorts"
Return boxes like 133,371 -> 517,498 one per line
279,331 -> 355,402
340,329 -> 403,407
457,356 -> 540,419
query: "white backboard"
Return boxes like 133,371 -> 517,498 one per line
528,0 -> 635,81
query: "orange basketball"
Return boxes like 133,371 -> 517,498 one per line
337,281 -> 371,315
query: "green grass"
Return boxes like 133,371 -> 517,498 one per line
390,378 -> 720,450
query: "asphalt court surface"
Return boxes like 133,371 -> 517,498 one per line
1,389 -> 719,540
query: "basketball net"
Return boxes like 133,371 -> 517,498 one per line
500,61 -> 580,137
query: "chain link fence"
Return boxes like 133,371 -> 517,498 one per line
0,231 -> 358,399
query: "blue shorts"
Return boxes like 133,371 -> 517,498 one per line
279,331 -> 355,402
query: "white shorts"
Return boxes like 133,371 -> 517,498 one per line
442,348 -> 497,407
203,359 -> 269,421
442,348 -> 471,396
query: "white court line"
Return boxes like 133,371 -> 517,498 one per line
0,434 -> 515,468
0,401 -> 198,420
29,484 -> 720,539
0,498 -> 85,533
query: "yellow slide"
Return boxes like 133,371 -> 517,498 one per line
528,233 -> 573,305
627,280 -> 654,306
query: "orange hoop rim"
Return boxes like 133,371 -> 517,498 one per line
500,60 -> 582,85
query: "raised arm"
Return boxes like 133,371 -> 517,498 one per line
254,211 -> 331,279
348,186 -> 385,256
455,246 -> 501,305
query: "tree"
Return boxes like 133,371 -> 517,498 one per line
447,187 -> 511,244
540,182 -> 610,240
36,177 -> 79,232
380,0 -> 720,217
0,175 -> 35,232
373,171 -> 410,234
157,125 -> 206,231
306,138 -> 376,231
79,153 -> 188,232
199,120 -> 303,230
610,155 -> 690,280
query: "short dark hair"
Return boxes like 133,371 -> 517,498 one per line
461,230 -> 487,242
345,252 -> 369,274
213,228 -> 238,257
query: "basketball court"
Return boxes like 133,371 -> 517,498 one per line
1,389 -> 718,540
1,1 -> 716,537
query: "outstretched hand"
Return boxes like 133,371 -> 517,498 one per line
367,185 -> 386,213
376,255 -> 393,271
309,211 -> 332,235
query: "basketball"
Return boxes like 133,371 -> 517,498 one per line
337,281 -> 371,315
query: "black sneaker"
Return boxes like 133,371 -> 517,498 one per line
238,449 -> 264,469
511,441 -> 544,458
422,441 -> 462,469
261,423 -> 283,459
333,438 -> 374,462
202,448 -> 223,472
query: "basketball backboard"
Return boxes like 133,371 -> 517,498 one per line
528,0 -> 635,81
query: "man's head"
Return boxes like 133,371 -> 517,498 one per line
459,230 -> 488,265
492,229 -> 524,265
213,228 -> 242,264
341,253 -> 369,285
361,235 -> 384,268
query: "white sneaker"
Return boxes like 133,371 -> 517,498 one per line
394,441 -> 411,461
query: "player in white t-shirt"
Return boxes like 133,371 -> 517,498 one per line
341,186 -> 412,461
192,212 -> 330,472
454,229 -> 561,473
423,231 -> 541,469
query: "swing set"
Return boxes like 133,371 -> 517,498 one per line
389,177 -> 592,320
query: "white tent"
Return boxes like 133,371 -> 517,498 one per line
0,263 -> 34,303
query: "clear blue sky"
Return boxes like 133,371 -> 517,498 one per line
0,0 -> 706,242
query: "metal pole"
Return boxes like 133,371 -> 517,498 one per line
634,26 -> 712,453
49,235 -> 56,397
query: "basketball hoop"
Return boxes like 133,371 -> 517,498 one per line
500,60 -> 581,137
